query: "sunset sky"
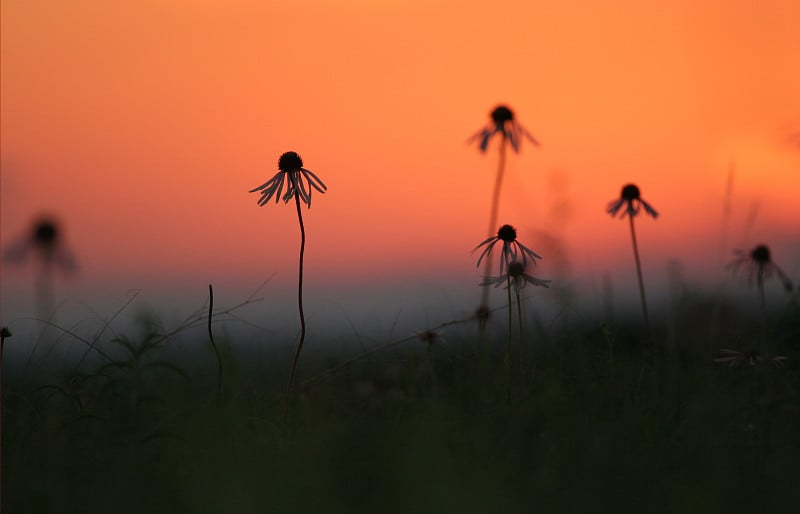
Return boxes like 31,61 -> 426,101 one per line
2,0 -> 799,334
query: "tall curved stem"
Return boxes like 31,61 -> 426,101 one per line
478,140 -> 507,346
628,216 -> 654,349
487,139 -> 507,239
285,195 -> 307,419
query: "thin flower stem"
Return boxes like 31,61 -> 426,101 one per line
285,194 -> 307,420
487,138 -> 507,239
757,275 -> 766,349
427,343 -> 438,396
506,274 -> 512,404
628,215 -> 654,349
1,330 -> 5,498
516,291 -> 525,384
478,138 -> 507,349
207,284 -> 223,402
477,270 -> 491,352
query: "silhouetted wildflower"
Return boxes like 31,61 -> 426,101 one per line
713,349 -> 787,368
474,224 -> 542,273
468,105 -> 540,153
481,261 -> 552,292
250,151 -> 327,207
3,217 -> 76,271
606,183 -> 657,346
607,184 -> 658,218
249,151 -> 329,421
729,244 -> 793,292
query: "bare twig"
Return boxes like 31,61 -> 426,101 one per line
208,284 -> 223,400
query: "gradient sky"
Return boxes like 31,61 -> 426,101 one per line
2,0 -> 799,328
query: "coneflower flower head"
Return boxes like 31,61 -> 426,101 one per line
474,224 -> 543,273
34,220 -> 58,251
607,183 -> 658,218
481,260 -> 552,292
250,151 -> 327,207
729,244 -> 793,292
3,216 -> 76,271
468,104 -> 540,153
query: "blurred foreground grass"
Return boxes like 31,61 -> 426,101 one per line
2,291 -> 799,513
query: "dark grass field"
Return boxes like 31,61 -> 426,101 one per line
2,289 -> 799,513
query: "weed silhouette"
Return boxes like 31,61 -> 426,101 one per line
250,151 -> 327,422
607,184 -> 658,349
3,216 -> 77,320
475,227 -> 546,398
468,106 -> 540,342
474,224 -> 542,274
728,244 -> 794,341
482,260 -> 551,385
729,245 -> 793,299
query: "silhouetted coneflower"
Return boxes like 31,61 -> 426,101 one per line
480,260 -> 552,292
474,224 -> 542,277
468,106 -> 541,346
468,105 -> 540,154
607,184 -> 659,219
607,184 -> 657,348
3,217 -> 77,270
481,260 -> 550,387
728,244 -> 793,328
3,216 -> 77,320
729,245 -> 793,293
250,151 -> 327,421
250,151 -> 327,207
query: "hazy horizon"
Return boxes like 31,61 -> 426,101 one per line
2,0 -> 799,351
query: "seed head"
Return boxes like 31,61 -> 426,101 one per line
621,184 -> 641,201
729,244 -> 793,292
751,245 -> 770,264
468,104 -> 539,153
507,261 -> 525,277
607,183 -> 658,218
474,225 -> 543,272
33,219 -> 59,250
480,260 -> 552,291
278,151 -> 304,172
491,105 -> 514,124
497,224 -> 517,242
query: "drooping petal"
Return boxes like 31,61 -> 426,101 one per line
479,275 -> 506,288
474,239 -> 499,267
523,274 -> 551,288
249,180 -> 271,193
640,199 -> 659,218
507,127 -> 520,153
302,168 -> 328,192
282,174 -> 298,203
607,198 -> 625,216
297,174 -> 312,206
515,241 -> 543,265
521,125 -> 541,147
474,236 -> 497,249
2,238 -> 32,264
479,130 -> 492,152
273,173 -> 286,203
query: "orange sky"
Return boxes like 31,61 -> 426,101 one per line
2,0 -> 799,321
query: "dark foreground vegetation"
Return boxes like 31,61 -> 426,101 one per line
2,290 -> 799,514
